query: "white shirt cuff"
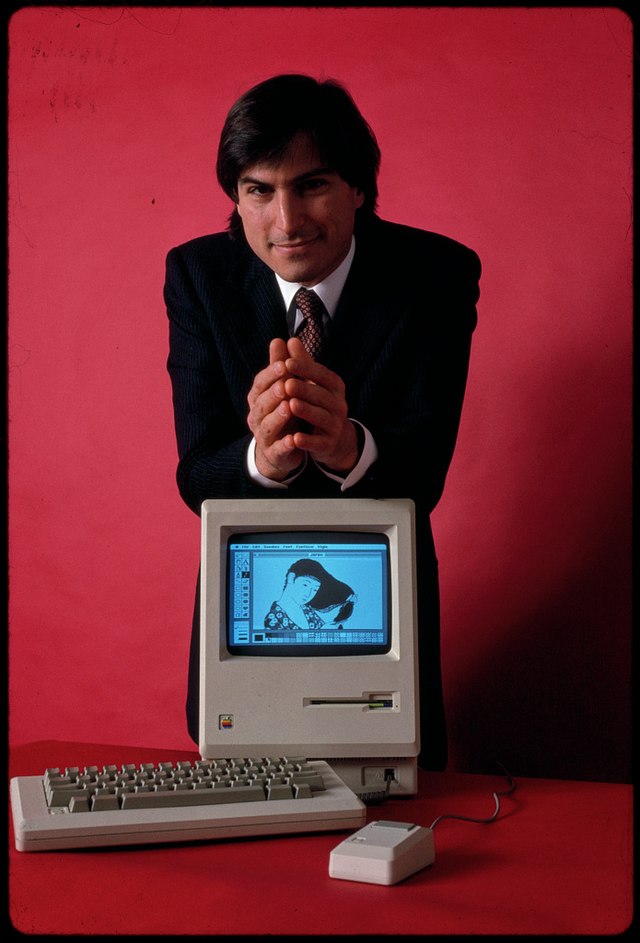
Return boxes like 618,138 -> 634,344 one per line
246,420 -> 377,491
314,420 -> 378,490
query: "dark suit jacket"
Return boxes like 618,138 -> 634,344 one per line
164,213 -> 481,769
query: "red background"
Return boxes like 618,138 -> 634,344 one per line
8,6 -> 632,782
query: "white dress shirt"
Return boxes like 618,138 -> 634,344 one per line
247,237 -> 378,490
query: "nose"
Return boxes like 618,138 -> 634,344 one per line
274,189 -> 306,236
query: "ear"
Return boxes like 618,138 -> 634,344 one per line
354,189 -> 365,209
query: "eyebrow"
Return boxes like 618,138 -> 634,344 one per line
238,166 -> 335,187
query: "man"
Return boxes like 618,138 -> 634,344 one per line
164,73 -> 480,770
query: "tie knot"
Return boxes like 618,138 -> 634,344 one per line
294,288 -> 326,359
295,287 -> 324,320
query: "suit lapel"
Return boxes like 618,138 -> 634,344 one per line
325,233 -> 401,387
218,250 -> 288,376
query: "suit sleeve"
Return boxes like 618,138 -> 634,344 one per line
164,246 -> 265,513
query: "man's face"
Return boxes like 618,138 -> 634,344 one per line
236,134 -> 364,286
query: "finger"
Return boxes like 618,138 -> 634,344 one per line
248,338 -> 295,407
286,336 -> 312,361
293,418 -> 358,471
289,395 -> 346,433
248,393 -> 294,440
285,354 -> 330,385
269,337 -> 289,364
291,427 -> 331,453
284,359 -> 346,402
283,376 -> 328,406
247,359 -> 288,406
285,340 -> 344,393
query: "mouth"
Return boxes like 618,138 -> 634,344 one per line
271,236 -> 320,253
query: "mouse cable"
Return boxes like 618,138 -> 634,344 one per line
429,763 -> 516,830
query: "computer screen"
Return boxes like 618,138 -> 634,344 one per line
199,498 -> 420,794
227,531 -> 390,656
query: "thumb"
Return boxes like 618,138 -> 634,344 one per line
287,336 -> 313,361
269,337 -> 289,363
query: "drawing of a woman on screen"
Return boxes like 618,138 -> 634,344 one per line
264,559 -> 356,632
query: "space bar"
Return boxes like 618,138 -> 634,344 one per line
120,787 -> 267,809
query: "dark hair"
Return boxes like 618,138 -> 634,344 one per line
216,73 -> 381,238
285,558 -> 356,622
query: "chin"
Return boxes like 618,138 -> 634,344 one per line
275,262 -> 321,285
267,243 -> 330,285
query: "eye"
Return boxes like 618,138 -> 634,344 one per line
299,177 -> 328,193
246,183 -> 272,196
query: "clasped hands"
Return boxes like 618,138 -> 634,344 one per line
247,337 -> 358,482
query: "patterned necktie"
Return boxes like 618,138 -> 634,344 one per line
294,287 -> 326,360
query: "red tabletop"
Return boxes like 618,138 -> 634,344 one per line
8,741 -> 633,935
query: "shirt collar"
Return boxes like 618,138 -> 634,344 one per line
275,236 -> 355,319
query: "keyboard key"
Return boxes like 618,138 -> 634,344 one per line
293,783 -> 313,799
290,773 -> 326,791
266,784 -> 294,800
91,793 -> 120,812
47,787 -> 88,806
120,784 -> 267,809
69,795 -> 91,813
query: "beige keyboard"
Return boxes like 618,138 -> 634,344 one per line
10,755 -> 366,851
